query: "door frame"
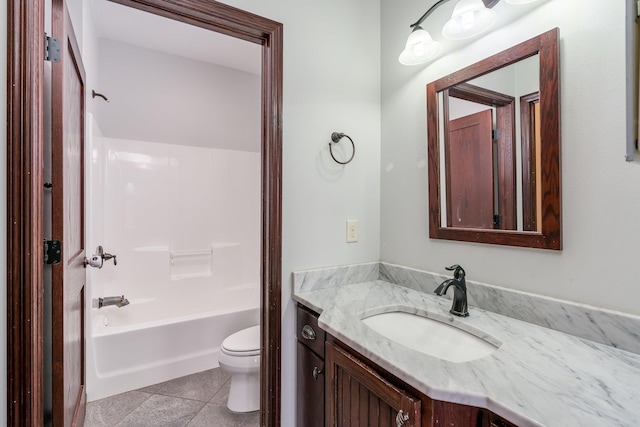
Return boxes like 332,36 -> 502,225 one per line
6,0 -> 283,425
444,83 -> 517,230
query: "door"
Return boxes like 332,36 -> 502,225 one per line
51,0 -> 87,425
445,109 -> 494,229
325,342 -> 421,427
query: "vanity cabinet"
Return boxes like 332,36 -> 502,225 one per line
295,304 -> 518,427
325,341 -> 421,427
297,305 -> 326,427
484,412 -> 519,427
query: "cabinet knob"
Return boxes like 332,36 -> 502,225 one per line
301,325 -> 316,340
312,366 -> 323,380
396,410 -> 409,427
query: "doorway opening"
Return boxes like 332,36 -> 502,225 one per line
6,0 -> 282,425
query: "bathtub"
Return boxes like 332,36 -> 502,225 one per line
86,282 -> 260,401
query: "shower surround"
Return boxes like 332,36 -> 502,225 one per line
86,118 -> 261,401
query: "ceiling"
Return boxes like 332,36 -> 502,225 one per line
91,0 -> 262,75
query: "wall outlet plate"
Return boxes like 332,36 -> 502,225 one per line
346,220 -> 359,243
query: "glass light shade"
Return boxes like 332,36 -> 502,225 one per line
442,0 -> 496,40
504,0 -> 540,3
399,27 -> 443,66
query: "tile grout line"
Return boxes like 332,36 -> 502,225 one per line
87,368 -> 241,427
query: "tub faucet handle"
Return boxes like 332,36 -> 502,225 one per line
103,252 -> 117,266
84,245 -> 117,268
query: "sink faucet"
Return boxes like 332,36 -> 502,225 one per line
434,265 -> 469,317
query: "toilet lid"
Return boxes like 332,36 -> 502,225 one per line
221,325 -> 260,355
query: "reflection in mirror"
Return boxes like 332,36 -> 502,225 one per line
438,55 -> 539,232
427,28 -> 561,250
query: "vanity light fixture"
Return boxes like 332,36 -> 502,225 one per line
442,0 -> 496,40
399,26 -> 443,66
400,0 -> 540,66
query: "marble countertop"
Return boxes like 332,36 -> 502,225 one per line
293,280 -> 640,427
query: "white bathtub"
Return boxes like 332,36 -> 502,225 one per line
86,282 -> 260,401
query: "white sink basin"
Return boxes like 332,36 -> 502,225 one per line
362,311 -> 500,363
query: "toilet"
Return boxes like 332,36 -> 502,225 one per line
218,325 -> 261,413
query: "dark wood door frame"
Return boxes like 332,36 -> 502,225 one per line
520,91 -> 540,232
6,1 -> 283,425
7,0 -> 46,425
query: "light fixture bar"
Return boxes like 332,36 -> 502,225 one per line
410,0 -> 499,28
410,0 -> 451,29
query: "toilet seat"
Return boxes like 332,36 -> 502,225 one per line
221,325 -> 260,356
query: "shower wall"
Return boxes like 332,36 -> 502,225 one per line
89,34 -> 262,301
90,133 -> 261,301
85,31 -> 262,396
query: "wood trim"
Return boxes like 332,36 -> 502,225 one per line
6,0 -> 45,425
260,16 -> 284,427
427,28 -> 561,250
520,92 -> 540,232
494,103 -> 516,230
448,83 -> 514,107
7,0 -> 283,425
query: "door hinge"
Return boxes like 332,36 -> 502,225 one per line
44,240 -> 62,265
45,35 -> 61,62
492,129 -> 500,140
493,214 -> 502,227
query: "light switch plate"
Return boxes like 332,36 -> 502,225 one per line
346,220 -> 359,243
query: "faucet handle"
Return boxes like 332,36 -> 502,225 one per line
103,252 -> 117,266
445,264 -> 465,279
83,246 -> 117,268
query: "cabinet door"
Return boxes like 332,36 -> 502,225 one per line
485,411 -> 519,427
297,341 -> 325,427
433,400 -> 484,426
325,342 -> 421,427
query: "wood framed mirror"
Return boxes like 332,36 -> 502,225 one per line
427,28 -> 561,250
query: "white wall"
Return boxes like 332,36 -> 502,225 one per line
95,38 -> 261,152
381,0 -> 640,316
0,0 -> 7,424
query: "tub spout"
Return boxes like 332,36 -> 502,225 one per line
95,295 -> 129,309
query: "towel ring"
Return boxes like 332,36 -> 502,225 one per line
329,132 -> 355,165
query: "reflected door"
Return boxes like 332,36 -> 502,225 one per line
445,109 -> 494,229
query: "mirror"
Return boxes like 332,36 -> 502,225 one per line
427,28 -> 561,250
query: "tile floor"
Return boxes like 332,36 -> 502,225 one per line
85,368 -> 260,427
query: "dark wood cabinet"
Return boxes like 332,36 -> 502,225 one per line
484,411 -> 519,427
432,400 -> 484,426
296,305 -> 326,427
297,341 -> 325,427
325,341 -> 421,427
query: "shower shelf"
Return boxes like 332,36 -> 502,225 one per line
169,249 -> 213,264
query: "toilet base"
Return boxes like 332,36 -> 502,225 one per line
226,371 -> 260,413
